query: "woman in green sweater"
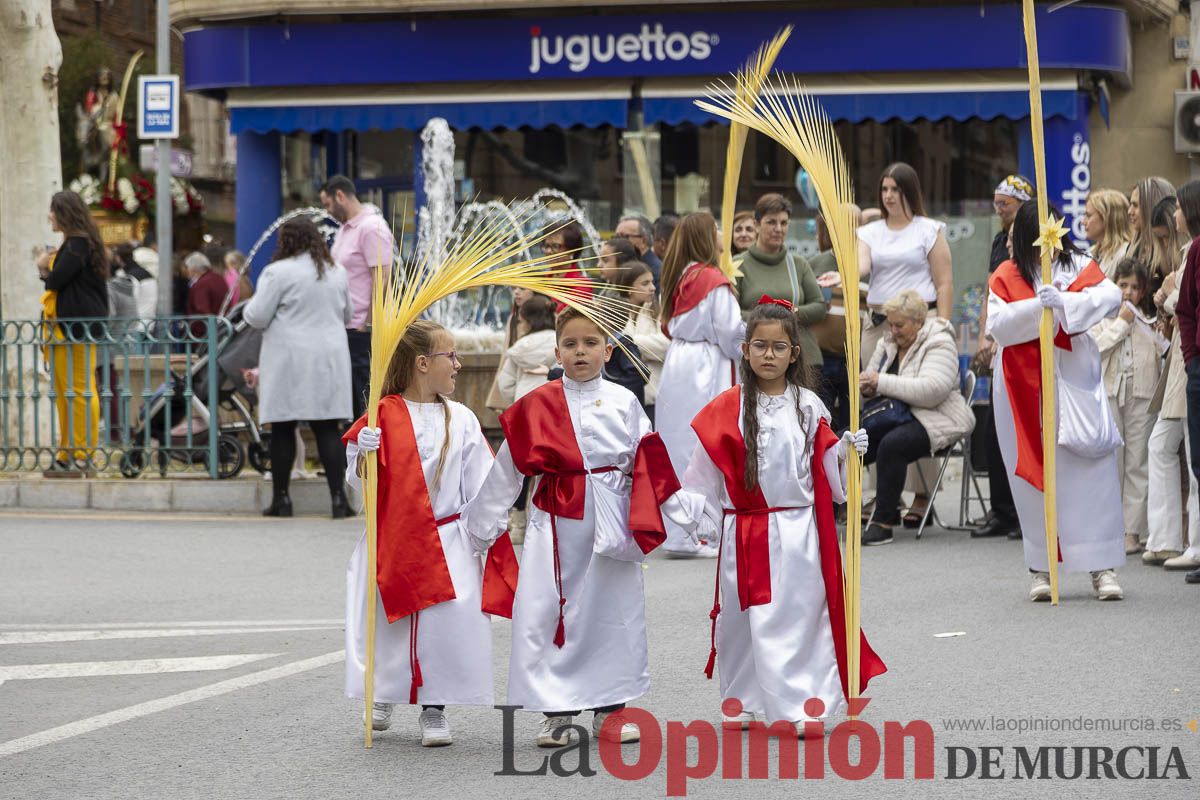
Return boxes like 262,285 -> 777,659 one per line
735,193 -> 827,368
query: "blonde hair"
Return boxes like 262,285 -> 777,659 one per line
1130,177 -> 1175,265
1086,189 -> 1132,265
380,319 -> 453,490
881,289 -> 929,324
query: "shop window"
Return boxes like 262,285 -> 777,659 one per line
522,127 -> 568,172
660,123 -> 699,178
281,132 -> 327,212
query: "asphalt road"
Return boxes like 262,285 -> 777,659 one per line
1,503 -> 1197,800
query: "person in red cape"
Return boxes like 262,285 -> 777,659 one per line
463,308 -> 706,749
655,211 -> 746,556
986,202 -> 1126,602
680,300 -> 885,729
343,320 -> 518,747
541,222 -> 594,312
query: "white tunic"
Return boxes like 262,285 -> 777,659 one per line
986,255 -> 1125,573
344,399 -> 498,706
463,375 -> 700,713
683,387 -> 849,723
657,277 -> 746,552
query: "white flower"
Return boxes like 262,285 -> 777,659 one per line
69,174 -> 101,205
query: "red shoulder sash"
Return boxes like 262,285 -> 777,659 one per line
663,263 -> 734,336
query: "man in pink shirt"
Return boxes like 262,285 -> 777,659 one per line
320,175 -> 395,421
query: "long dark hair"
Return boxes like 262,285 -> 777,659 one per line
1011,202 -> 1084,287
659,211 -> 720,324
614,260 -> 660,318
879,162 -> 926,221
1177,179 -> 1200,240
1113,258 -> 1154,316
51,191 -> 109,279
272,218 -> 334,277
740,303 -> 815,490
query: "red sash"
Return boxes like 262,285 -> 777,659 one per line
989,259 -> 1107,491
691,386 -> 887,700
662,262 -> 733,337
343,398 -> 519,623
501,379 -> 677,646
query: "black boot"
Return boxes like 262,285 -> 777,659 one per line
331,489 -> 354,520
263,493 -> 293,517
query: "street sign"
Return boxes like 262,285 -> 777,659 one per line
137,75 -> 179,139
138,144 -> 193,176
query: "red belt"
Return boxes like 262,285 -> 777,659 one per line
704,505 -> 800,679
407,512 -> 462,703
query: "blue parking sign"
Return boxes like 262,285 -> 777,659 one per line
138,75 -> 179,139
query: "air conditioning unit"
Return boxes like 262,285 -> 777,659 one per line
1175,92 -> 1200,153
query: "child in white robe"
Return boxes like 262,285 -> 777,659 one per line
463,307 -> 704,748
681,297 -> 886,728
344,320 -> 517,746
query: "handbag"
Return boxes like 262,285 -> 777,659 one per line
861,394 -> 914,441
1056,374 -> 1122,459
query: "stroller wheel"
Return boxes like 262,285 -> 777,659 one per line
248,435 -> 270,474
120,449 -> 147,479
216,434 -> 246,479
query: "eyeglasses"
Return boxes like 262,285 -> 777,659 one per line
428,351 -> 461,364
746,340 -> 797,357
542,241 -> 566,253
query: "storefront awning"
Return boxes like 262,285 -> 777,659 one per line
643,86 -> 1083,126
228,96 -> 628,134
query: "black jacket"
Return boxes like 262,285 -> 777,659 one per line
44,237 -> 109,320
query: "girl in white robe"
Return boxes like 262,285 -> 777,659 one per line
463,309 -> 704,748
987,203 -> 1126,601
344,321 -> 514,747
682,299 -> 885,726
656,212 -> 746,556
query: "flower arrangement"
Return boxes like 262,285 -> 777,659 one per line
68,168 -> 203,220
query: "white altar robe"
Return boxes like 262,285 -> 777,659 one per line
657,280 -> 746,553
462,375 -> 701,713
986,255 -> 1125,573
344,399 -> 498,706
682,387 -> 849,723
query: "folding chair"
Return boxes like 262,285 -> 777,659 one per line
913,369 -> 978,539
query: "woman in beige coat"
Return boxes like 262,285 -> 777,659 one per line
859,290 -> 975,545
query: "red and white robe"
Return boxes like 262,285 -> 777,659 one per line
657,262 -> 746,553
987,253 -> 1125,573
683,385 -> 886,723
343,396 -> 517,706
463,375 -> 703,712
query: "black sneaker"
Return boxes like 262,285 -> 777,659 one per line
862,523 -> 894,546
1185,566 -> 1200,585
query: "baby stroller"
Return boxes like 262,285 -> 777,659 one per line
118,304 -> 266,479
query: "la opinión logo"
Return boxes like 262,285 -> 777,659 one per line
496,698 -> 936,796
528,23 -> 718,75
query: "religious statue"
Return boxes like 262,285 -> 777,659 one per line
75,66 -> 121,182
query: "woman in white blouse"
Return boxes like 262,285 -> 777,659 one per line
857,162 -> 954,367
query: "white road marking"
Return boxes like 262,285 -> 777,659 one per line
0,654 -> 279,682
0,619 -> 341,631
0,650 -> 344,758
0,626 -> 340,645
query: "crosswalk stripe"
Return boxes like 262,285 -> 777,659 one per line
0,654 -> 279,682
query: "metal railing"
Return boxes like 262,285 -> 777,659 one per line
0,316 -> 237,479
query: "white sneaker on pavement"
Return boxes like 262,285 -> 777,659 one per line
722,711 -> 755,730
1163,552 -> 1200,571
1091,569 -> 1124,601
1029,572 -> 1051,602
593,710 -> 640,743
537,715 -> 577,748
369,702 -> 393,731
419,707 -> 452,746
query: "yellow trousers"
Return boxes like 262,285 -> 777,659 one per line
48,328 -> 100,462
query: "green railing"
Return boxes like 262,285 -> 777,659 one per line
0,316 -> 240,479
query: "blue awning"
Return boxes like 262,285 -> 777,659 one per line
229,98 -> 628,134
644,89 -> 1083,126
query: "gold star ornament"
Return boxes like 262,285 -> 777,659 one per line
1034,214 -> 1068,254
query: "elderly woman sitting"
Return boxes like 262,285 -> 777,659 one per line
859,289 -> 975,545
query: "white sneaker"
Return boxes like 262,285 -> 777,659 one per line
537,715 -> 577,748
419,707 -> 452,746
1029,572 -> 1051,602
593,710 -> 640,743
722,710 -> 755,730
1163,553 -> 1200,571
794,720 -> 826,739
1092,569 -> 1124,601
369,702 -> 392,731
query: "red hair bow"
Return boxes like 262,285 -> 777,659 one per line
757,294 -> 793,311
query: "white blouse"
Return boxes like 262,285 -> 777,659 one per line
857,216 -> 946,306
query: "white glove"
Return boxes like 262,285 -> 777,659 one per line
356,426 -> 382,452
1037,284 -> 1065,310
839,428 -> 869,458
